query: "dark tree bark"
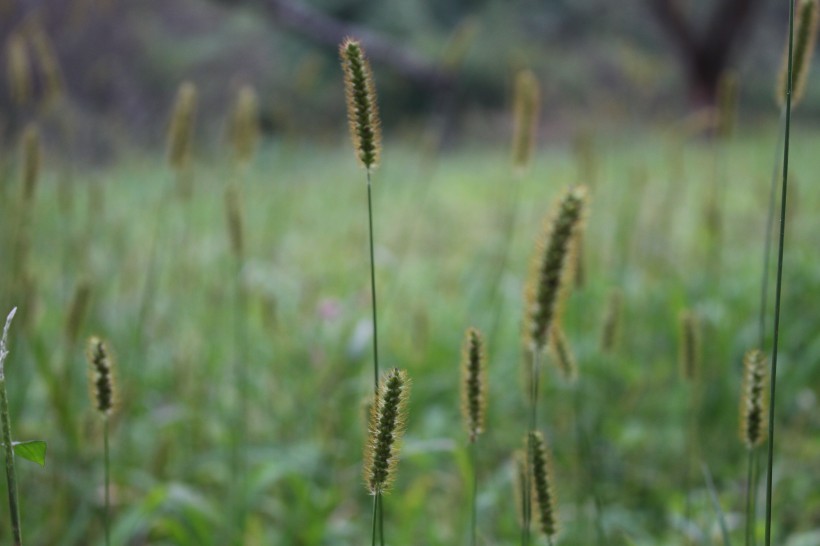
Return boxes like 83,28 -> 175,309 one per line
647,0 -> 763,107
212,0 -> 453,93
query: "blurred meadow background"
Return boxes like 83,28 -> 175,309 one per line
1,0 -> 820,544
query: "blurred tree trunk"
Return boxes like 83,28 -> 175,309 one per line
647,0 -> 762,107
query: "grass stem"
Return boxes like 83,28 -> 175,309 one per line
104,415 -> 111,546
0,308 -> 22,546
471,440 -> 478,546
366,169 -> 380,394
764,1 -> 796,543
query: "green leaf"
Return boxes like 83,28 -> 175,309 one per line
12,441 -> 47,467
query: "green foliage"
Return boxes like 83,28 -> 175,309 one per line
11,441 -> 47,467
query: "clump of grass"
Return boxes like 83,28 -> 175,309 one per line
740,349 -> 768,546
364,368 -> 410,546
0,308 -> 23,545
529,431 -> 559,545
461,327 -> 486,545
340,37 -> 383,395
87,336 -> 115,546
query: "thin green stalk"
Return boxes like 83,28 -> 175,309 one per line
751,449 -> 759,546
765,1 -> 796,543
0,308 -> 22,546
471,440 -> 478,546
103,415 -> 111,546
524,349 -> 541,546
366,169 -> 379,393
759,108 -> 787,347
378,492 -> 384,546
371,494 -> 378,546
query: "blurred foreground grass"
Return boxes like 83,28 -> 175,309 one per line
0,126 -> 819,545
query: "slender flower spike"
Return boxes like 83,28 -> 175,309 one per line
679,310 -> 699,382
740,349 -> 769,449
229,85 -> 260,166
87,337 -> 115,415
364,368 -> 410,494
529,431 -> 559,540
777,0 -> 819,108
340,38 -> 381,170
511,69 -> 541,173
524,186 -> 587,352
167,82 -> 198,171
549,326 -> 577,383
461,327 -> 487,442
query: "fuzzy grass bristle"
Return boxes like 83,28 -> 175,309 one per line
461,327 -> 486,442
777,0 -> 819,108
87,337 -> 115,415
524,186 -> 587,352
167,81 -> 198,171
364,368 -> 410,494
529,431 -> 559,540
229,85 -> 260,165
678,310 -> 699,382
340,38 -> 381,170
511,69 -> 540,173
740,349 -> 768,449
548,326 -> 577,383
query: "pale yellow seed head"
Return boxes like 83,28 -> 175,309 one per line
229,85 -> 260,166
7,31 -> 31,106
777,0 -> 819,108
511,69 -> 540,174
167,82 -> 198,170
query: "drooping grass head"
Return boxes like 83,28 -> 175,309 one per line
524,186 -> 587,353
340,38 -> 381,170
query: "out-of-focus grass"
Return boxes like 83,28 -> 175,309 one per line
0,125 -> 818,545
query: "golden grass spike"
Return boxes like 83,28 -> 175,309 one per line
64,279 -> 91,346
529,431 -> 559,540
364,368 -> 410,494
340,38 -> 381,170
230,85 -> 260,166
20,123 -> 40,205
777,0 -> 819,108
87,336 -> 115,414
27,20 -> 64,105
678,309 -> 699,382
524,186 -> 587,352
511,69 -> 540,173
600,288 -> 623,354
460,327 -> 486,442
740,349 -> 769,449
548,326 -> 577,383
167,81 -> 198,170
716,71 -> 738,140
6,32 -> 31,106
224,181 -> 244,260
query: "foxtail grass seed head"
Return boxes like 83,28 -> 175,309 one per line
64,280 -> 91,346
340,38 -> 381,170
87,336 -> 115,415
678,310 -> 699,382
229,85 -> 260,165
461,327 -> 486,442
524,186 -> 587,352
167,82 -> 198,170
529,431 -> 559,540
21,123 -> 40,205
364,368 -> 410,494
549,326 -> 577,383
224,182 -> 244,259
777,0 -> 819,107
28,21 -> 64,105
6,32 -> 31,106
740,349 -> 769,449
716,71 -> 738,139
600,289 -> 623,354
511,69 -> 540,173
0,308 -> 18,380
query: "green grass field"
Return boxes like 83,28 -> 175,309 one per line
0,124 -> 819,545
